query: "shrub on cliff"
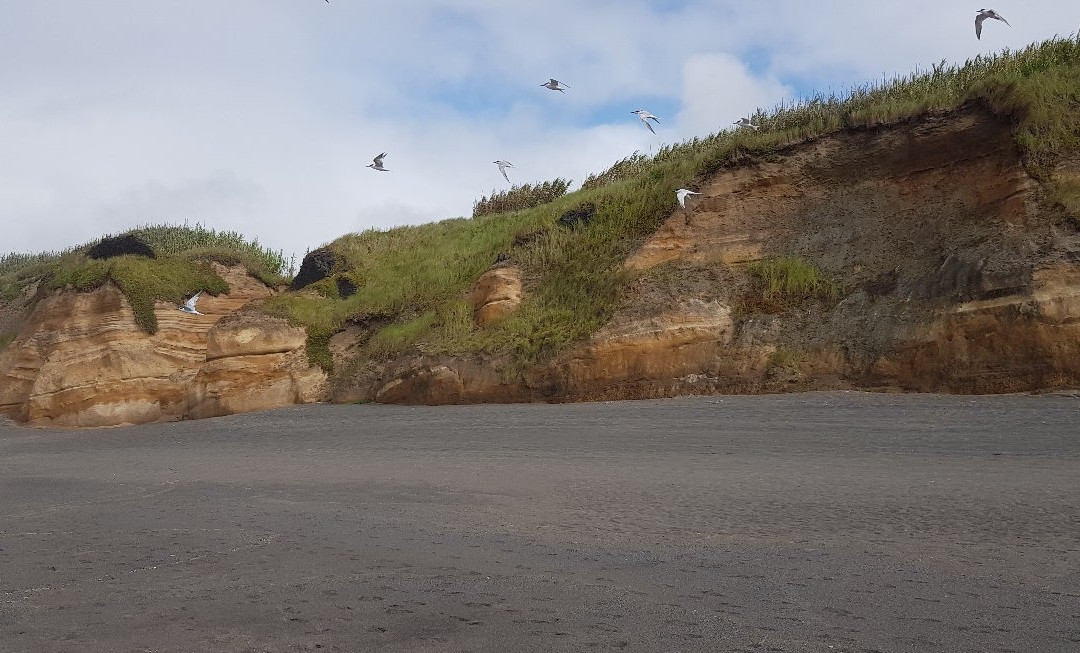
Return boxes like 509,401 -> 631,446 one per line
290,247 -> 341,291
472,179 -> 572,218
88,235 -> 156,260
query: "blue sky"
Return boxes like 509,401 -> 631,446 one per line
2,1 -> 1078,259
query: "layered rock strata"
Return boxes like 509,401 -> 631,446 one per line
360,108 -> 1080,403
0,266 -> 326,427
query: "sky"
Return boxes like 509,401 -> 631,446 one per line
2,1 -> 1078,260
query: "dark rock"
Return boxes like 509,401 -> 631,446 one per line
87,235 -> 156,260
864,269 -> 899,298
558,203 -> 596,229
291,247 -> 342,291
925,254 -> 1030,302
336,276 -> 358,298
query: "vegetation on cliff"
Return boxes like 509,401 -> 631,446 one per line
263,36 -> 1080,373
0,223 -> 289,333
3,37 -> 1079,373
472,179 -> 573,217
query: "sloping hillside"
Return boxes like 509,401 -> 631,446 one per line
265,37 -> 1080,403
2,37 -> 1079,424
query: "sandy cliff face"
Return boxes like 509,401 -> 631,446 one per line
188,311 -> 327,420
0,266 -> 326,427
3,108 -> 1078,422
362,108 -> 1080,403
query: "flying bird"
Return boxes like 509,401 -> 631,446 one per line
542,79 -> 569,93
975,9 -> 1009,39
734,118 -> 758,131
632,109 -> 660,134
179,291 -> 203,316
494,160 -> 515,183
676,188 -> 701,208
367,152 -> 389,172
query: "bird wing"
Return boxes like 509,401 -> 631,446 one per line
997,14 -> 1010,26
373,152 -> 386,166
975,14 -> 984,38
640,116 -> 656,133
185,291 -> 201,310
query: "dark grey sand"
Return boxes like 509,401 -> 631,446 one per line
1,392 -> 1078,652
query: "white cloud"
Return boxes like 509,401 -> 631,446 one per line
675,53 -> 792,138
1,1 -> 1079,259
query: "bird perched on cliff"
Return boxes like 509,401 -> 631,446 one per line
367,152 -> 389,172
494,160 -> 514,183
179,292 -> 203,316
975,9 -> 1009,39
542,78 -> 569,93
632,109 -> 660,134
734,118 -> 758,131
676,188 -> 701,208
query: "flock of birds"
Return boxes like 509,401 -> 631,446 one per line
177,8 -> 1013,316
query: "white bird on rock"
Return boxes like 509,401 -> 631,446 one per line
494,160 -> 515,183
179,291 -> 203,315
975,9 -> 1009,39
676,188 -> 701,208
541,78 -> 569,93
632,109 -> 660,134
367,152 -> 389,172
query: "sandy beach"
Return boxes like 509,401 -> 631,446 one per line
2,392 -> 1078,652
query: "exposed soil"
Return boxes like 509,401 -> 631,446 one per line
339,107 -> 1080,405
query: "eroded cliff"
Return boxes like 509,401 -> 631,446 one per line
345,108 -> 1080,403
0,265 -> 326,427
3,107 -> 1078,425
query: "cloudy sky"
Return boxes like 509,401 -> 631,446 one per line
2,1 -> 1077,259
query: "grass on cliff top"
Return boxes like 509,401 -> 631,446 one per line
0,223 -> 290,333
265,35 -> 1080,374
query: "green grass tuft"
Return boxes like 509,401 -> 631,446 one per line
305,329 -> 335,372
766,348 -> 802,371
747,257 -> 844,305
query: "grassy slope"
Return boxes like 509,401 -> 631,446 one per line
4,38 -> 1078,367
0,224 -> 289,334
265,37 -> 1080,376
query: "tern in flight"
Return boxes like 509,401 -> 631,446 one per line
632,109 -> 660,134
542,79 -> 570,93
494,160 -> 515,183
179,292 -> 203,315
975,9 -> 1009,39
676,189 -> 701,209
734,118 -> 759,131
367,152 -> 389,172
